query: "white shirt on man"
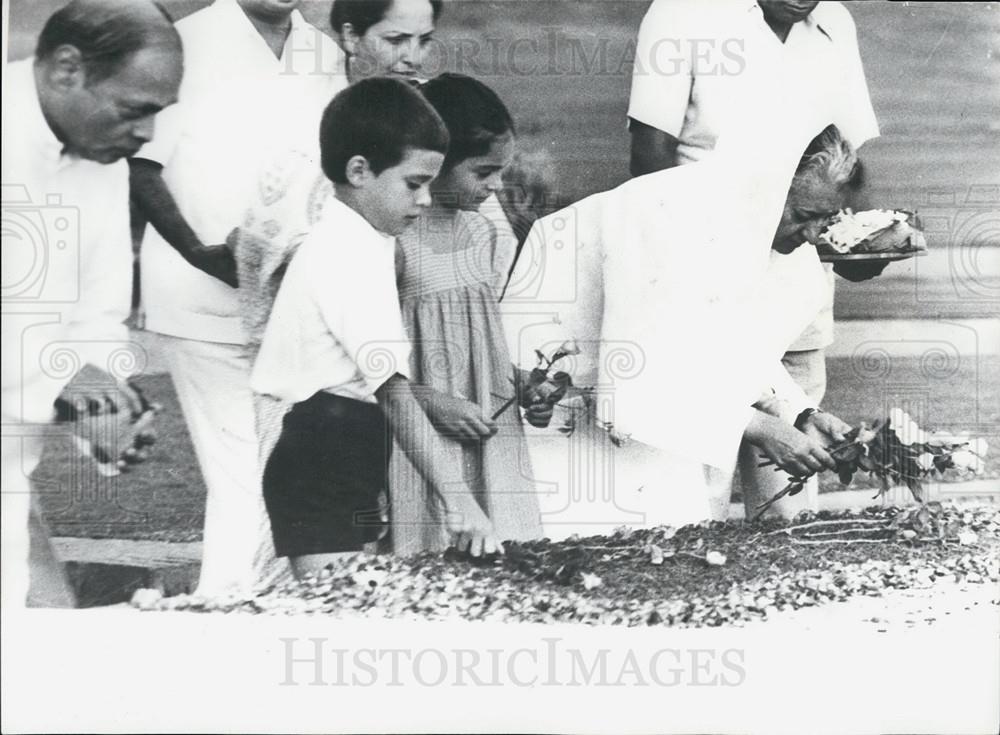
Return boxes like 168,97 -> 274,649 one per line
628,0 -> 879,352
629,0 -> 879,165
251,196 -> 412,404
2,58 -> 137,608
138,0 -> 347,344
2,59 -> 134,425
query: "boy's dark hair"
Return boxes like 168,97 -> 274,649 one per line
330,0 -> 444,37
419,73 -> 515,172
36,0 -> 180,85
320,77 -> 449,184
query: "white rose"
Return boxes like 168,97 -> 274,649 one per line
928,431 -> 968,448
889,408 -> 926,446
916,453 -> 936,472
969,437 -> 989,457
950,450 -> 985,475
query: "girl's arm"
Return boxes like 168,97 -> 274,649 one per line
408,384 -> 497,443
375,374 -> 501,557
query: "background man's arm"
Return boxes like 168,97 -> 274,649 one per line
626,0 -> 694,177
129,158 -> 238,287
629,119 -> 681,176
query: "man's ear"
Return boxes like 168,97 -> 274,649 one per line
345,155 -> 372,187
46,44 -> 87,92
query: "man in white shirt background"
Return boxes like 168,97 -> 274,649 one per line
129,0 -> 347,597
2,0 -> 183,607
627,0 -> 884,518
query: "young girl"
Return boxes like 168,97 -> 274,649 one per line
389,74 -> 548,554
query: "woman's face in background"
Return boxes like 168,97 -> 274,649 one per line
341,0 -> 437,80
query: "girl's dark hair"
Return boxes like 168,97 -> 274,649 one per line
36,0 -> 180,84
320,77 -> 449,184
419,73 -> 515,171
330,0 -> 444,37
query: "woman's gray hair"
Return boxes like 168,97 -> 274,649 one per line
795,124 -> 863,189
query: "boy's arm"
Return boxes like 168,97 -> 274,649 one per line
376,374 -> 501,557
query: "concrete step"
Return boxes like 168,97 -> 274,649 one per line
53,538 -> 201,607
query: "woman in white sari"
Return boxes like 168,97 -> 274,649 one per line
501,80 -> 841,538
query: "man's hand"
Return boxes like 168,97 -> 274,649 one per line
800,409 -> 852,445
54,377 -> 157,475
184,242 -> 239,288
746,411 -> 837,477
422,391 -> 497,443
444,493 -> 501,557
55,377 -> 145,421
833,260 -> 889,282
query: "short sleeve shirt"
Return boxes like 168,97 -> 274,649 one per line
628,0 -> 879,164
250,197 -> 412,404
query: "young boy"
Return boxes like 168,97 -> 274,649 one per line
251,78 -> 499,577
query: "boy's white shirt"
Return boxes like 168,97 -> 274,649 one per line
250,195 -> 412,404
137,0 -> 347,345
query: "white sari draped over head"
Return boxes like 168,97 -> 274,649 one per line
501,81 -> 834,537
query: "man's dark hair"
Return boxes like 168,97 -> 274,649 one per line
330,0 -> 444,37
320,77 -> 449,184
35,0 -> 181,84
420,73 -> 514,172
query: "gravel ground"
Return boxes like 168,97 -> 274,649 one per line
138,504 -> 1000,628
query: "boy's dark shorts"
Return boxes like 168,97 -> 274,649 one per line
263,391 -> 389,557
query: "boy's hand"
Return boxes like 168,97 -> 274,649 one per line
423,391 -> 497,443
445,493 -> 502,557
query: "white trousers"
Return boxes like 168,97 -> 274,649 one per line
1,420 -> 75,608
159,335 -> 270,597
